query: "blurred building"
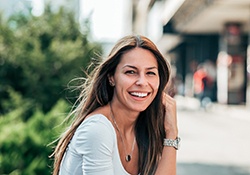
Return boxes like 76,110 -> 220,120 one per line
146,0 -> 250,105
2,0 -> 250,106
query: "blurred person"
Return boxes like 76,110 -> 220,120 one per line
51,35 -> 180,175
193,63 -> 214,108
193,64 -> 206,99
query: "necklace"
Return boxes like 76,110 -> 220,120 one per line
110,103 -> 136,162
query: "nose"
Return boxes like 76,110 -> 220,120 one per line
135,74 -> 148,86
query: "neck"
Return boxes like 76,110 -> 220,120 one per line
109,102 -> 138,135
109,102 -> 137,162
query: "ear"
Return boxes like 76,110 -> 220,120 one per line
108,74 -> 115,86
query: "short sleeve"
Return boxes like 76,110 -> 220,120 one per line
73,115 -> 115,175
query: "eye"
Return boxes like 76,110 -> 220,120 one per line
125,70 -> 136,74
147,71 -> 157,75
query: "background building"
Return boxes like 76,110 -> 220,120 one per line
2,0 -> 250,106
154,0 -> 250,106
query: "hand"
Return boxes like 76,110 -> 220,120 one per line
162,93 -> 178,139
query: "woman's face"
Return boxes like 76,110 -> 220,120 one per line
110,47 -> 160,112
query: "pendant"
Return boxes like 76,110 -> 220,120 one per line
125,155 -> 131,162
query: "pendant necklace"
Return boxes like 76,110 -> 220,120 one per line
110,103 -> 136,162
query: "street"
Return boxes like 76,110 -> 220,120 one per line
176,96 -> 250,175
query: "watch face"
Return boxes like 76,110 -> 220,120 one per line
176,137 -> 181,150
173,141 -> 177,149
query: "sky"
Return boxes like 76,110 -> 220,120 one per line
80,0 -> 129,42
30,0 -> 127,42
31,0 -> 44,16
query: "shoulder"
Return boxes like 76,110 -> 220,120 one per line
66,114 -> 117,173
77,114 -> 114,137
72,114 -> 116,151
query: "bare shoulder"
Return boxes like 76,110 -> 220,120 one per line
85,104 -> 111,121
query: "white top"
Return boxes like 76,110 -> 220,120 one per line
59,114 -> 131,175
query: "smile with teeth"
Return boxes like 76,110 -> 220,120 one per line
130,92 -> 149,98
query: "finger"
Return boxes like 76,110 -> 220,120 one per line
163,93 -> 175,106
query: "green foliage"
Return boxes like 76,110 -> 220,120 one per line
0,7 -> 102,114
0,99 -> 69,175
0,6 -> 103,175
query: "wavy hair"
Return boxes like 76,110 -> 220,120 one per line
51,35 -> 171,175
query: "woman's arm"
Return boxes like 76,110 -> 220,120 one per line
155,93 -> 179,175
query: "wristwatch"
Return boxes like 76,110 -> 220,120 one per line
163,137 -> 181,150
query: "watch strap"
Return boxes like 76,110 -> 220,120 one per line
163,137 -> 181,150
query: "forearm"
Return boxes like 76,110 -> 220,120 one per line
155,133 -> 178,175
155,147 -> 177,175
156,93 -> 178,175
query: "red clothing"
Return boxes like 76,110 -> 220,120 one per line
193,69 -> 207,94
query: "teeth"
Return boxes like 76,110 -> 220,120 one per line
130,92 -> 148,98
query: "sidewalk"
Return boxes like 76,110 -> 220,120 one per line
175,95 -> 250,121
175,95 -> 250,175
177,163 -> 250,175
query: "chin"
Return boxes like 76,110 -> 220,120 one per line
131,104 -> 150,113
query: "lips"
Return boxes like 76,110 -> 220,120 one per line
129,92 -> 149,98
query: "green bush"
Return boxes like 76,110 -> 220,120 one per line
0,99 -> 69,175
0,6 -> 102,175
0,7 -> 102,115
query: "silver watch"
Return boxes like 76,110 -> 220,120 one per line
163,137 -> 181,150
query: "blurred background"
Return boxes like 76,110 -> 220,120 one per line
0,0 -> 250,174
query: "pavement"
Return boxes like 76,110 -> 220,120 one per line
175,95 -> 250,175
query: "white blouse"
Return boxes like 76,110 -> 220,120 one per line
59,114 -> 131,175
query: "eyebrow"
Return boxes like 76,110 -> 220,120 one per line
122,65 -> 158,70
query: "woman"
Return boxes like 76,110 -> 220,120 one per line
51,35 -> 180,175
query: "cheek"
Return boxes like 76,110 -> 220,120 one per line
117,77 -> 134,86
150,78 -> 160,92
154,83 -> 160,92
115,77 -> 134,92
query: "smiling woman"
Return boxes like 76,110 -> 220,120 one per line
108,47 -> 160,112
51,35 -> 180,175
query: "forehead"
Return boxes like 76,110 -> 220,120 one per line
119,48 -> 158,68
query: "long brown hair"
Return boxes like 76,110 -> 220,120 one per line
51,35 -> 171,175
